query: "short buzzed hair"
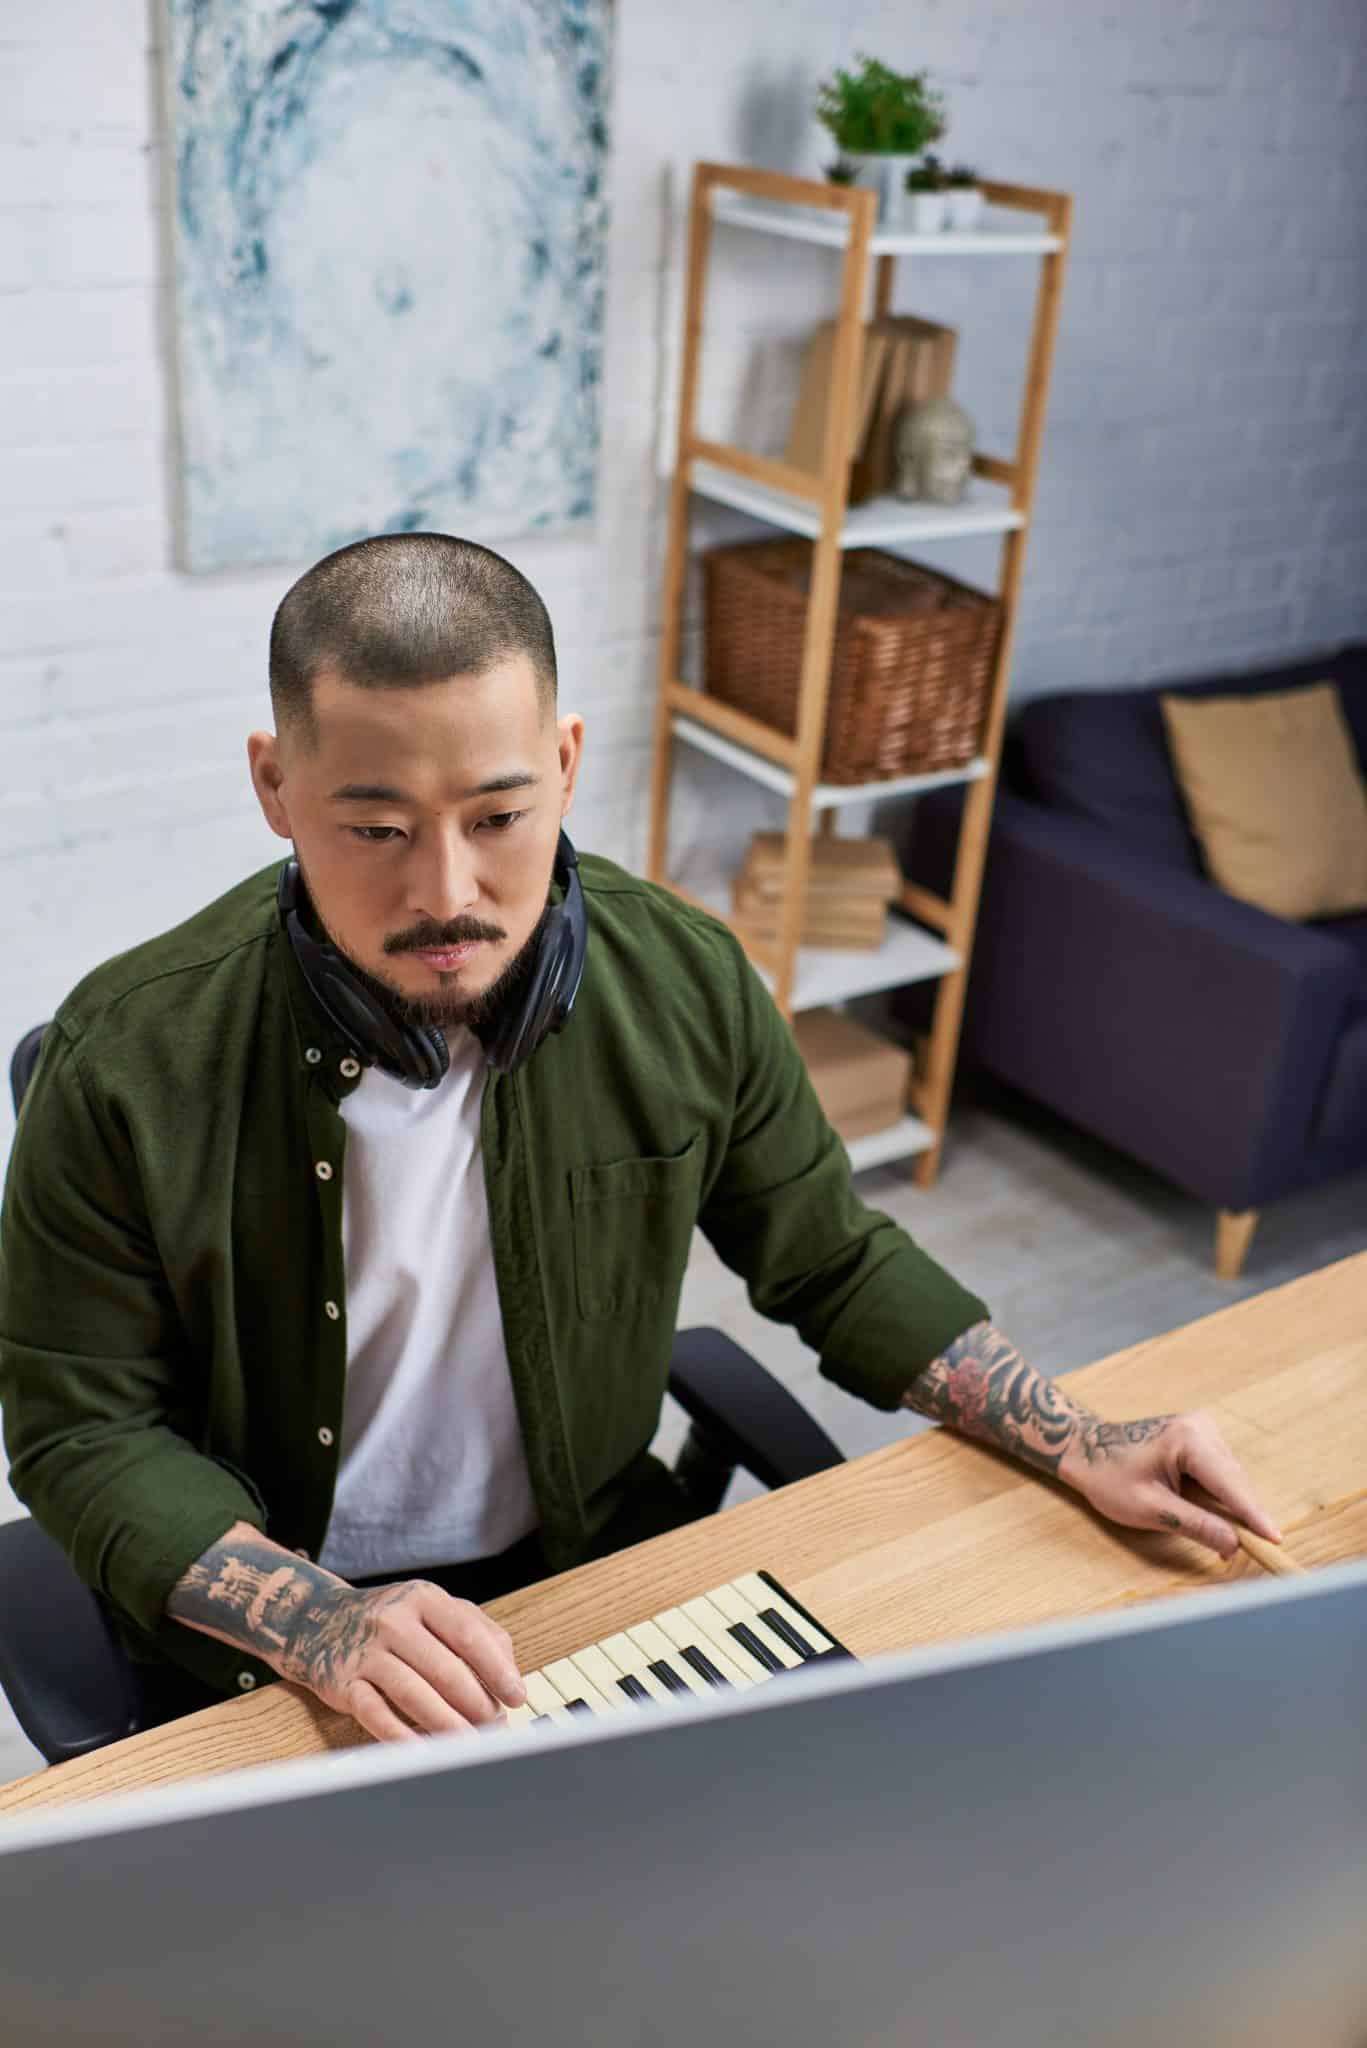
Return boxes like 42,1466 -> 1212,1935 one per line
269,532 -> 557,749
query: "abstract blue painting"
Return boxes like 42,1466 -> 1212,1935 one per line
165,0 -> 610,572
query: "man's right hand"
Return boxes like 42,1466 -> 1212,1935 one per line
275,1577 -> 528,1742
165,1521 -> 527,1742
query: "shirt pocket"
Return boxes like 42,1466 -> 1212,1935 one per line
569,1131 -> 705,1322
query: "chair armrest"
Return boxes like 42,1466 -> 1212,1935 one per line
0,1516 -> 141,1765
668,1327 -> 843,1492
915,791 -> 1359,1212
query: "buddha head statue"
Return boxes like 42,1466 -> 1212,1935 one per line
894,393 -> 974,505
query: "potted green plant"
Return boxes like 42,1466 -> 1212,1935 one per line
815,55 -> 947,228
944,163 -> 983,232
905,154 -> 948,234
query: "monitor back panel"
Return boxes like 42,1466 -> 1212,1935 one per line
1,1568 -> 1365,2048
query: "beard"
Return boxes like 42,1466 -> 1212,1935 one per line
296,854 -> 551,1043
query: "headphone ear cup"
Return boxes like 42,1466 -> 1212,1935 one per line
314,960 -> 449,1088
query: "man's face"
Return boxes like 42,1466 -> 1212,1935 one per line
248,655 -> 583,1034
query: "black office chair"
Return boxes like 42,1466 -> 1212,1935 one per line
2,1023 -> 844,1765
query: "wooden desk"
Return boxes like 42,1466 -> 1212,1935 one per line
4,1251 -> 1365,1819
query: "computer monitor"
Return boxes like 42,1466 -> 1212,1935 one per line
1,1559 -> 1364,2047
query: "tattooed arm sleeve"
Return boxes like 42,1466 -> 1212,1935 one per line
901,1321 -> 1173,1479
165,1520 -> 374,1689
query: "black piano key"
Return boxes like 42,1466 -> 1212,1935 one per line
729,1621 -> 783,1674
565,1698 -> 594,1716
758,1606 -> 818,1660
680,1645 -> 731,1689
617,1674 -> 653,1705
757,1572 -> 855,1660
649,1658 -> 691,1696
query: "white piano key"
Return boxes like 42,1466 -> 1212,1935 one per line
596,1631 -> 675,1705
542,1656 -> 614,1715
677,1597 -> 762,1687
501,1700 -> 540,1731
625,1617 -> 711,1697
522,1671 -> 575,1725
566,1644 -> 637,1713
734,1572 -> 840,1657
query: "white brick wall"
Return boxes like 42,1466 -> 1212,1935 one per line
1,0 -> 1365,1168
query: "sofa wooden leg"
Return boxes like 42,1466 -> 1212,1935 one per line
1214,1209 -> 1259,1281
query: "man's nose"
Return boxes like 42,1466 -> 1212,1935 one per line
407,827 -> 482,926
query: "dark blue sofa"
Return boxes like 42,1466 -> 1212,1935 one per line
910,644 -> 1367,1278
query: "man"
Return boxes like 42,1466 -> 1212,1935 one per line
0,534 -> 1280,1748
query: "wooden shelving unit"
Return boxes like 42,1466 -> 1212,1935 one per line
646,162 -> 1072,1184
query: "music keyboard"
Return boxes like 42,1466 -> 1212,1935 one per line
501,1570 -> 853,1731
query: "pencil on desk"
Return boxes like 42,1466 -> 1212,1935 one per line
1186,1481 -> 1304,1578
1234,1527 -> 1304,1578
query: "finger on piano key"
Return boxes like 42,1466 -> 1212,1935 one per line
624,1617 -> 712,1698
565,1644 -> 638,1714
542,1656 -> 615,1715
522,1671 -> 576,1725
676,1597 -> 764,1687
706,1583 -> 802,1671
501,1700 -> 540,1731
596,1631 -> 675,1706
653,1606 -> 747,1691
737,1572 -> 842,1659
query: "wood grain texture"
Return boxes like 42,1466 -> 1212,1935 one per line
3,1252 -> 1364,1818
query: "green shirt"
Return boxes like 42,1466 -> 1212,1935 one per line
0,853 -> 987,1696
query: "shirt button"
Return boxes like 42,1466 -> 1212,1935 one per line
305,1047 -> 323,1066
339,1057 -> 361,1079
324,1299 -> 340,1321
237,1671 -> 257,1692
318,1425 -> 335,1447
315,1160 -> 333,1181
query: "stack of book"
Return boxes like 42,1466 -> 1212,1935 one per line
792,1007 -> 914,1143
785,313 -> 958,505
730,832 -> 903,952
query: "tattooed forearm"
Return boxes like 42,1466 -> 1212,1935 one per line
902,1322 -> 1083,1476
166,1522 -> 401,1690
902,1324 -> 1178,1483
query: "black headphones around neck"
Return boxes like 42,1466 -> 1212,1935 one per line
276,831 -> 587,1087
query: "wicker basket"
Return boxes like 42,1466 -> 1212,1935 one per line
702,538 -> 1001,784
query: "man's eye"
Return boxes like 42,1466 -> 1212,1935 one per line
350,826 -> 403,844
479,811 -> 524,832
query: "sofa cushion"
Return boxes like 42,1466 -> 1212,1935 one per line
1011,644 -> 1367,868
1160,683 -> 1367,921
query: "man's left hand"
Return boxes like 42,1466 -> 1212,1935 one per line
1059,1408 -> 1283,1559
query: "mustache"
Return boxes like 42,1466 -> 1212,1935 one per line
388,920 -> 506,952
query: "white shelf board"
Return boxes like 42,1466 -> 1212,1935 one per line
672,712 -> 990,808
681,873 -> 960,1011
845,1115 -> 937,1173
689,457 -> 1024,546
711,189 -> 1061,257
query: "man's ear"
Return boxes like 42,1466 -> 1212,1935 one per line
247,732 -> 292,839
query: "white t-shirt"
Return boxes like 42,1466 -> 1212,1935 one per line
316,1029 -> 539,1581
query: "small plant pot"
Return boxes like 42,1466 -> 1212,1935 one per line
905,189 -> 949,233
945,185 -> 984,232
844,151 -> 919,229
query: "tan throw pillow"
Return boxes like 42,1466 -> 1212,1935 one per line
1159,682 -> 1367,920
